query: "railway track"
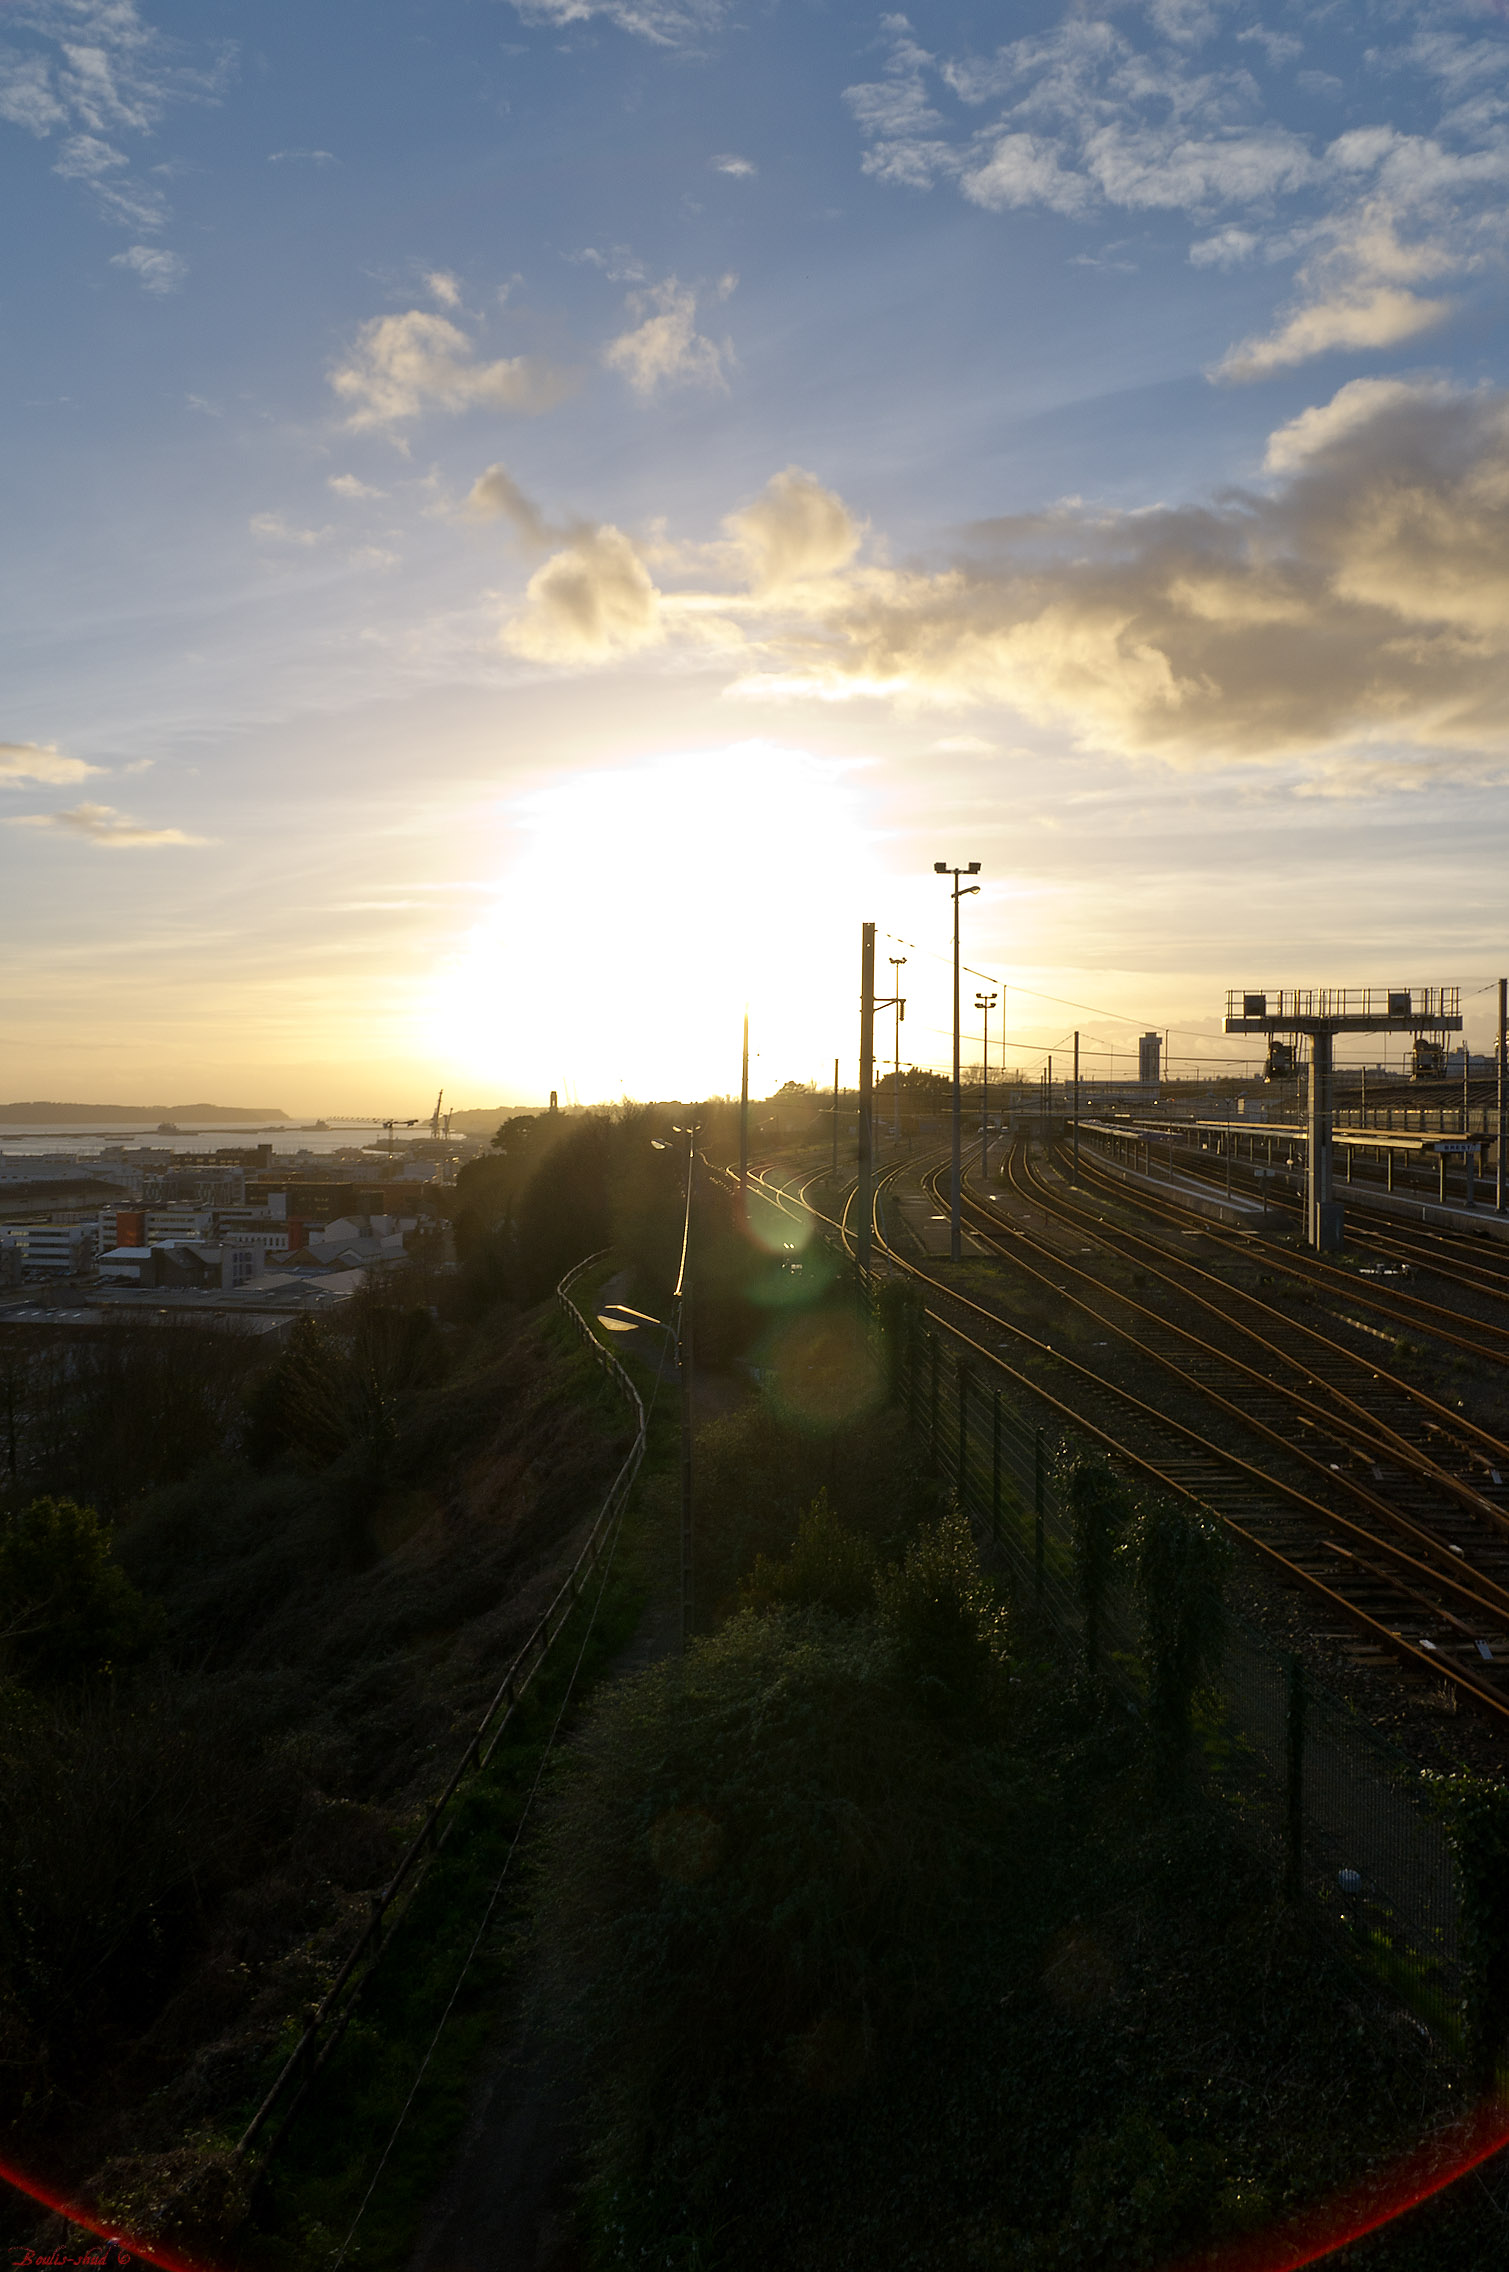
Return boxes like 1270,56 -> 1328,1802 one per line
1075,1127 -> 1509,1371
747,1150 -> 1509,1729
954,1145 -> 1509,1683
1137,1127 -> 1509,1309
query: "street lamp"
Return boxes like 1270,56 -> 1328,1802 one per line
935,861 -> 981,1262
889,956 -> 907,1139
975,990 -> 997,1183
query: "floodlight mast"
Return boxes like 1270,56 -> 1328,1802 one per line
935,861 -> 981,1262
975,990 -> 997,1182
1223,987 -> 1463,1250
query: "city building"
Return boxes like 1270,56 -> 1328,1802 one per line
1139,1031 -> 1162,1086
17,1222 -> 97,1278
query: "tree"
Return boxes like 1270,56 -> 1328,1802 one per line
876,1506 -> 1010,1719
1131,1496 -> 1228,1793
0,1497 -> 157,1683
1061,1451 -> 1132,1684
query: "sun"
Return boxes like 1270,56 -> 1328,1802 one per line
426,742 -> 881,1103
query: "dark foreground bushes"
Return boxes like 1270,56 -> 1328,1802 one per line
535,1497 -> 1470,2272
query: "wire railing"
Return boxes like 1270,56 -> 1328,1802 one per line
1226,988 -> 1460,1025
236,1251 -> 647,2164
888,1299 -> 1464,1998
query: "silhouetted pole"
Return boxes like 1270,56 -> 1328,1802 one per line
890,955 -> 907,1138
935,860 -> 981,1262
1490,981 -> 1499,1217
739,1006 -> 749,1203
672,1123 -> 698,1651
975,988 -> 996,1182
1073,1029 -> 1080,1184
832,1056 -> 839,1176
857,921 -> 875,1277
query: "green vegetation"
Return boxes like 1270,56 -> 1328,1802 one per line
4,1110 -> 1507,2271
532,1464 -> 1479,2271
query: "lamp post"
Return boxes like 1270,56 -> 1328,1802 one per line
975,990 -> 997,1182
890,956 -> 907,1139
935,861 -> 981,1262
651,1123 -> 699,1648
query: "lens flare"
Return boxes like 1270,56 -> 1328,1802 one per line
0,2156 -> 217,2272
1167,2092 -> 1509,2272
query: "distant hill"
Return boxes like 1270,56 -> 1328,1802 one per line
448,1105 -> 547,1134
0,1101 -> 291,1127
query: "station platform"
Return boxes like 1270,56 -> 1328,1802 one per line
1072,1138 -> 1276,1236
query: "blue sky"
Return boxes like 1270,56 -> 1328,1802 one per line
4,0 -> 1509,1109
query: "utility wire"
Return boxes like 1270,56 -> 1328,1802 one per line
880,930 -> 1255,1053
332,1355 -> 659,2270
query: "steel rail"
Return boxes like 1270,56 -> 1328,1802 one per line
749,1156 -> 1509,1725
1076,1126 -> 1509,1369
1154,1135 -> 1509,1306
937,1158 -> 1509,1634
996,1146 -> 1509,1517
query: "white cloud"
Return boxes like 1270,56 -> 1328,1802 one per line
250,512 -> 331,546
962,132 -> 1094,216
490,385 -> 1509,776
426,268 -> 462,308
711,153 -> 755,176
0,739 -> 101,786
0,4 -> 228,265
0,51 -> 67,133
1189,224 -> 1257,267
3,801 -> 208,847
508,0 -> 729,47
603,277 -> 731,398
327,473 -> 385,500
110,240 -> 185,291
504,526 -> 663,661
847,12 -> 1509,380
465,462 -> 552,543
1237,28 -> 1304,69
329,309 -> 573,432
1263,376 -> 1455,472
1219,284 -> 1450,379
55,130 -> 166,227
267,147 -> 337,164
725,467 -> 861,592
1216,205 -> 1455,379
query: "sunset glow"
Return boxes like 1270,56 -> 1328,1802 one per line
4,0 -> 1509,1110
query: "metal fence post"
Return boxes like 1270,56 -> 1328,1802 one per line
1285,1653 -> 1306,1903
929,1334 -> 940,1467
991,1389 -> 1002,1546
1033,1427 -> 1045,1601
957,1359 -> 968,1506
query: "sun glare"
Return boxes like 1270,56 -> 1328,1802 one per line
428,743 -> 879,1103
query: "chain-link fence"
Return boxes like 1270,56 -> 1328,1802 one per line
892,1302 -> 1463,2002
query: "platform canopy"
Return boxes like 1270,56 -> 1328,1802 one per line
1223,987 -> 1462,1036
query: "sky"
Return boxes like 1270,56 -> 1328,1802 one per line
4,0 -> 1509,1112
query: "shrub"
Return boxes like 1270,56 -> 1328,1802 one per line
1130,1496 -> 1228,1792
0,1496 -> 158,1684
741,1490 -> 877,1617
1425,1771 -> 1509,2087
0,1680 -> 280,2068
693,1397 -> 935,1623
1060,1451 -> 1133,1682
534,1610 -> 1021,2258
875,1505 -> 1011,1719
